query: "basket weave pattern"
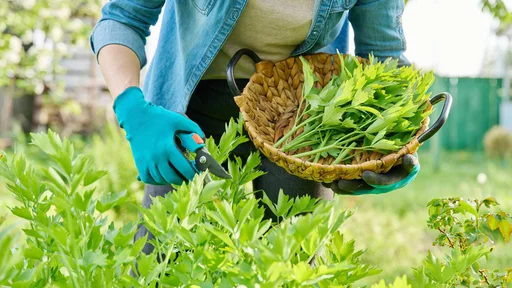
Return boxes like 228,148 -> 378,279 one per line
234,53 -> 430,182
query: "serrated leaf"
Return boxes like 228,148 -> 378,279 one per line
236,198 -> 256,227
9,206 -> 32,220
42,167 -> 68,195
114,248 -> 135,266
24,246 -> 43,260
275,189 -> 294,218
372,139 -> 400,151
83,169 -> 108,186
305,93 -> 322,109
333,78 -> 355,105
371,129 -> 387,146
136,253 -> 158,278
82,250 -> 108,271
299,56 -> 315,97
212,200 -> 237,232
322,105 -> 345,126
96,190 -> 127,213
354,105 -> 383,119
203,224 -> 236,249
352,89 -> 369,107
261,193 -> 277,217
199,180 -> 225,204
459,200 -> 478,218
341,117 -> 357,129
319,78 -> 338,102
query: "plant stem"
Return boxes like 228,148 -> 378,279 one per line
313,131 -> 332,163
273,114 -> 322,148
281,126 -> 318,152
332,142 -> 357,164
332,131 -> 359,145
337,149 -> 366,164
292,134 -> 362,158
283,139 -> 317,153
438,228 -> 455,248
281,123 -> 333,152
479,269 -> 491,286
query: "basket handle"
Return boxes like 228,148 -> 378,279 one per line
417,92 -> 453,143
226,48 -> 262,96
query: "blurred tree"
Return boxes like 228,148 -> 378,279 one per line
482,0 -> 512,29
0,0 -> 101,134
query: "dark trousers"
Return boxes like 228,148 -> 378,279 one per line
134,80 -> 333,255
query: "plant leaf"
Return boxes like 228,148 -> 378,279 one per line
371,129 -> 387,146
372,139 -> 400,151
354,105 -> 383,119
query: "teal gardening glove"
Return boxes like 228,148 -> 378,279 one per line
324,154 -> 420,195
113,87 -> 205,185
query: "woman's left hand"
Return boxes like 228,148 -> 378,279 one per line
323,154 -> 420,195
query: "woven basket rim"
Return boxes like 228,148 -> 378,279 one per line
240,110 -> 429,169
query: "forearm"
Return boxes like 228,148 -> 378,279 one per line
98,44 -> 141,99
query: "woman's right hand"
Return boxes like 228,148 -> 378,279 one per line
97,45 -> 205,185
113,86 -> 206,185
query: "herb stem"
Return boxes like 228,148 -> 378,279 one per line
313,131 -> 332,163
293,144 -> 339,158
336,150 -> 364,164
273,114 -> 322,148
332,142 -> 357,164
294,136 -> 381,158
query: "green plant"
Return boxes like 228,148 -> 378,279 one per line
377,197 -> 512,287
274,54 -> 434,164
0,117 -> 511,287
481,0 -> 512,28
86,123 -> 143,222
0,118 -> 381,287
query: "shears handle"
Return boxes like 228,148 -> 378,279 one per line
175,132 -> 205,174
176,132 -> 231,180
176,132 -> 205,153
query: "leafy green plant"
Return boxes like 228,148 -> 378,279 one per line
274,54 -> 434,164
376,197 -> 512,287
0,117 -> 511,287
86,123 -> 143,222
481,0 -> 512,29
0,118 -> 381,287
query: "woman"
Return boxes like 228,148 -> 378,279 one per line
90,0 -> 419,254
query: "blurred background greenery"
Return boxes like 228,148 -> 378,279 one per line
1,0 -> 512,285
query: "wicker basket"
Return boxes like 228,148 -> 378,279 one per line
227,49 -> 452,183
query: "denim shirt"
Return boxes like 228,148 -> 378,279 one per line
90,0 -> 408,113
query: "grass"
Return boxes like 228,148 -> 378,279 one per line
338,148 -> 512,284
1,134 -> 511,285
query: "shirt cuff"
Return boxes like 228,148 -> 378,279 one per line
90,19 -> 147,68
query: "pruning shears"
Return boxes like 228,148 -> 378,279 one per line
176,132 -> 231,183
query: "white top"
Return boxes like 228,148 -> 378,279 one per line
203,0 -> 314,80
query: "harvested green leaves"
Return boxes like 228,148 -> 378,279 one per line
273,53 -> 435,165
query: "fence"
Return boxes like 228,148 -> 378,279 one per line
422,76 -> 502,151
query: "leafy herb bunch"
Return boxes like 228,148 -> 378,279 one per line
274,54 -> 435,165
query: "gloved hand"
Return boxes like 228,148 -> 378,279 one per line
113,86 -> 205,185
323,154 -> 420,195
